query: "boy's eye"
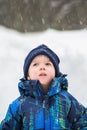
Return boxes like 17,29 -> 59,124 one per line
45,63 -> 51,66
33,63 -> 38,66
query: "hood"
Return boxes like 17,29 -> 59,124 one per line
18,79 -> 44,97
18,75 -> 68,98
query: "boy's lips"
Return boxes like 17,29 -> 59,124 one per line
39,73 -> 47,76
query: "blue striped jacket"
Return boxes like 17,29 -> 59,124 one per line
0,76 -> 87,130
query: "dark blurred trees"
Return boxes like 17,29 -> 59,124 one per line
0,0 -> 87,32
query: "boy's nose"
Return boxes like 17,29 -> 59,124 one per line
40,65 -> 45,70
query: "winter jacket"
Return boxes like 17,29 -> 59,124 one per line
0,75 -> 87,130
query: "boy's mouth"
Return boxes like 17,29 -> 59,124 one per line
39,73 -> 47,76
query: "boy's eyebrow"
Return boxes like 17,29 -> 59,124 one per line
32,59 -> 38,62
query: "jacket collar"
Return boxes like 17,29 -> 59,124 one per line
18,75 -> 68,98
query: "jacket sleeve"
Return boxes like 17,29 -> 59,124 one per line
67,94 -> 87,130
0,99 -> 22,130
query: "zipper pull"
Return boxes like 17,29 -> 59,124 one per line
43,100 -> 45,108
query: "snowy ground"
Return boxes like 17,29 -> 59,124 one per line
0,26 -> 87,121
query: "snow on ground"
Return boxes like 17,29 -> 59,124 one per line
0,26 -> 87,121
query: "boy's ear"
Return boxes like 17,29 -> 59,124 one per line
27,75 -> 31,80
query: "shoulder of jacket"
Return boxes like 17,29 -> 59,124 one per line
59,90 -> 71,103
60,90 -> 78,103
9,96 -> 25,115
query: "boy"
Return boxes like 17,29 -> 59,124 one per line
0,44 -> 87,130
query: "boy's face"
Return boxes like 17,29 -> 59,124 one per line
27,55 -> 55,92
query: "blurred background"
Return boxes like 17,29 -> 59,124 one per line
0,0 -> 87,121
0,0 -> 87,32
